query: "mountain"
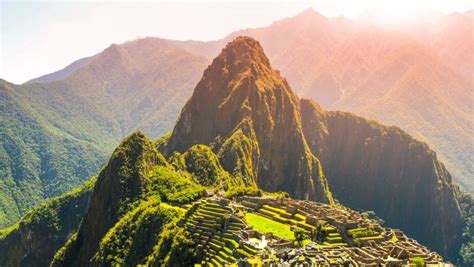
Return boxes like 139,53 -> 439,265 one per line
166,36 -> 463,259
165,37 -> 333,203
0,38 -> 208,227
49,132 -> 203,266
2,10 -> 469,229
0,7 -> 471,259
301,104 -> 463,259
0,37 -> 466,265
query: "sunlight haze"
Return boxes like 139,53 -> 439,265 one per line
1,0 -> 472,83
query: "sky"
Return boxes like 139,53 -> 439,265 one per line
1,0 -> 472,84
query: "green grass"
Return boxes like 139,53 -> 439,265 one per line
244,212 -> 294,240
410,256 -> 425,267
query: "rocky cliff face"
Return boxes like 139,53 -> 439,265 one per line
300,99 -> 464,259
166,36 -> 333,204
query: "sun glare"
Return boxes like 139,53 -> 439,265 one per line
373,1 -> 428,23
319,0 -> 469,25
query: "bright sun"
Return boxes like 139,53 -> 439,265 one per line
321,0 -> 467,23
376,1 -> 428,20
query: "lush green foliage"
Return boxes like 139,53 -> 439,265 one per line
146,165 -> 205,204
291,226 -> 309,246
51,232 -> 77,264
0,38 -> 208,227
347,228 -> 379,239
0,177 -> 95,266
0,177 -> 95,239
1,31 -> 469,266
224,185 -> 262,198
181,144 -> 232,187
217,120 -> 259,186
458,191 -> 474,266
146,223 -> 196,266
93,199 -> 183,265
108,132 -> 163,214
410,256 -> 425,267
0,81 -> 108,227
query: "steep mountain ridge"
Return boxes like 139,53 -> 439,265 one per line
54,132 -> 162,266
166,37 -> 333,203
0,80 -> 108,227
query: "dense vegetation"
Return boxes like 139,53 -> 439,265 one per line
0,38 -> 207,227
457,190 -> 474,266
93,199 -> 183,265
147,165 -> 204,204
50,132 -> 226,266
0,177 -> 95,266
0,81 -> 108,227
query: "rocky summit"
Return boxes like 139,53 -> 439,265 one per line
166,36 -> 333,204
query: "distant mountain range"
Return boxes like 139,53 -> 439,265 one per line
27,8 -> 474,194
0,7 -> 471,242
0,36 -> 464,266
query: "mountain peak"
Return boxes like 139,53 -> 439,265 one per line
292,7 -> 327,23
221,36 -> 265,56
165,37 -> 334,204
208,36 -> 274,83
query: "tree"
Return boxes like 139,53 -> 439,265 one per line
361,210 -> 385,225
291,227 -> 308,247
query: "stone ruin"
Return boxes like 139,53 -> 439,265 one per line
178,195 -> 445,266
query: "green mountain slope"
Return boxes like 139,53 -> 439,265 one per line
0,177 -> 95,266
50,132 -> 207,266
2,9 -> 470,229
0,39 -> 207,227
0,80 -> 108,227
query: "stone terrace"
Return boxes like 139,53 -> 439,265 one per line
181,196 -> 445,266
